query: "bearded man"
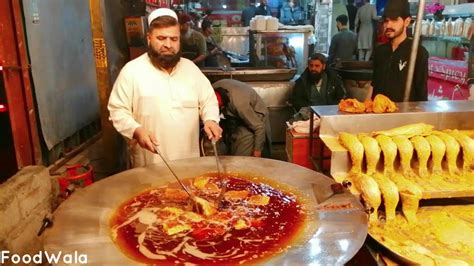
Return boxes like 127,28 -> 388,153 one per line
372,0 -> 428,102
108,8 -> 222,168
289,53 -> 346,112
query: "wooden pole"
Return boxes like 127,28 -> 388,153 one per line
88,0 -> 122,174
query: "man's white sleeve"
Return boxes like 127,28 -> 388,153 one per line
107,67 -> 141,139
197,72 -> 220,123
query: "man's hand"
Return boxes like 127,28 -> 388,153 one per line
133,127 -> 158,153
253,150 -> 262,157
203,120 -> 223,141
211,48 -> 221,56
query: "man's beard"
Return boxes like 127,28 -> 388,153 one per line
309,72 -> 323,83
147,46 -> 181,69
384,26 -> 404,40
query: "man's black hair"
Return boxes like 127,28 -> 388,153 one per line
202,20 -> 213,32
214,87 -> 230,108
336,15 -> 348,25
308,53 -> 327,64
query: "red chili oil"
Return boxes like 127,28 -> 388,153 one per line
110,173 -> 306,265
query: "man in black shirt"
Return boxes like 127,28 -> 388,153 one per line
346,0 -> 358,32
328,15 -> 357,64
241,0 -> 257,26
372,0 -> 428,102
255,0 -> 272,16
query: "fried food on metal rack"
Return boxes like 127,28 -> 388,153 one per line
372,123 -> 434,138
391,135 -> 416,177
410,136 -> 431,178
425,135 -> 447,175
432,131 -> 461,176
371,172 -> 399,222
338,94 -> 397,114
375,135 -> 398,176
339,132 -> 364,174
446,129 -> 474,172
390,173 -> 422,224
338,98 -> 366,113
372,94 -> 398,113
358,134 -> 381,175
350,173 -> 381,223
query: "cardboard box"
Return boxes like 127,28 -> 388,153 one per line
124,16 -> 147,47
285,129 -> 331,172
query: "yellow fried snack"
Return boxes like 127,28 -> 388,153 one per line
372,94 -> 398,113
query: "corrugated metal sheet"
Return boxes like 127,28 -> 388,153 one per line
22,0 -> 100,149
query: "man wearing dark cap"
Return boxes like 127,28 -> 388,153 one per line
289,53 -> 346,112
371,0 -> 428,102
178,13 -> 207,67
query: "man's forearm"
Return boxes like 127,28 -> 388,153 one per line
253,126 -> 266,152
193,54 -> 207,64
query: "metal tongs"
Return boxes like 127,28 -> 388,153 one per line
153,145 -> 203,214
211,139 -> 227,209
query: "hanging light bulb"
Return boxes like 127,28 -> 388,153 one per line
0,103 -> 7,113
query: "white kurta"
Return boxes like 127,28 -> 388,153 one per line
355,3 -> 377,50
108,54 -> 220,167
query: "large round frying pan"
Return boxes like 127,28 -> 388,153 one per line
43,157 -> 368,265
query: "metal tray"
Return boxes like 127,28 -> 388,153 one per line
44,156 -> 367,265
313,100 -> 474,199
368,204 -> 474,265
202,67 -> 297,83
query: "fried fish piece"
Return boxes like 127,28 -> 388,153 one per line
372,172 -> 399,221
364,99 -> 373,113
358,134 -> 381,175
193,176 -> 211,190
392,135 -> 416,177
350,173 -> 382,223
411,136 -> 431,178
389,173 -> 422,223
445,129 -> 474,172
194,196 -> 217,217
224,190 -> 249,201
164,188 -> 189,202
375,135 -> 398,176
372,94 -> 398,113
248,195 -> 270,206
432,131 -> 461,176
338,98 -> 366,113
339,132 -> 364,174
372,123 -> 434,138
425,134 -> 446,175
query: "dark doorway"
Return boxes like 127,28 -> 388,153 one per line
0,73 -> 18,183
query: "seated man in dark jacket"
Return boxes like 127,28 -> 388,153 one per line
290,53 -> 347,112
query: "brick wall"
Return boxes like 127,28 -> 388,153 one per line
0,166 -> 56,266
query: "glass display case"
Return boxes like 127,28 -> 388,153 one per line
249,26 -> 313,74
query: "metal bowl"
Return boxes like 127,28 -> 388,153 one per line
44,156 -> 367,265
333,60 -> 373,81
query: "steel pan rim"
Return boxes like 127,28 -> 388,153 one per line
44,156 -> 367,265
